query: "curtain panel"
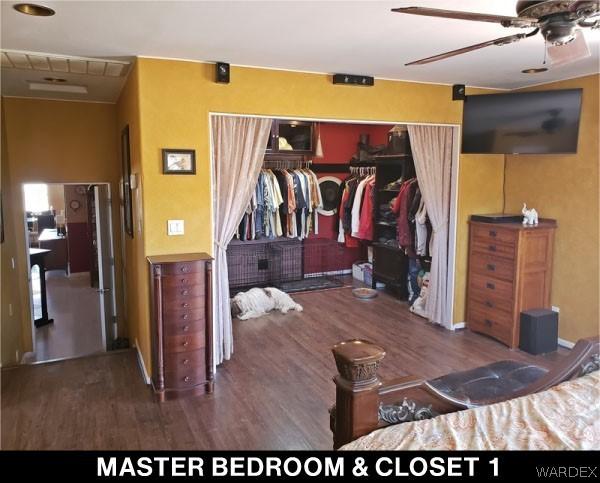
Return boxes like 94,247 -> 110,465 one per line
407,124 -> 454,329
211,115 -> 273,365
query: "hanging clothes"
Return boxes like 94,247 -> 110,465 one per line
356,177 -> 376,241
237,166 -> 322,241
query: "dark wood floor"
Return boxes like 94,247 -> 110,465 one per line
1,287 -> 565,450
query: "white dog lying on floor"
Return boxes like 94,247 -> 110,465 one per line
231,287 -> 303,320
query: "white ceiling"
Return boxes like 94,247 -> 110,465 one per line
1,0 -> 599,102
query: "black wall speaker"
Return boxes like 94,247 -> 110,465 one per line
333,73 -> 374,87
452,84 -> 466,101
216,62 -> 230,83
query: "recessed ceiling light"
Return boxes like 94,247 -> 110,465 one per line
13,3 -> 55,16
29,82 -> 87,94
521,67 -> 548,74
43,77 -> 67,83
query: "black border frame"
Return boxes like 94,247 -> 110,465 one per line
162,149 -> 196,175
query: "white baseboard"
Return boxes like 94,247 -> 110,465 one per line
558,337 -> 575,349
134,339 -> 151,385
452,322 -> 466,330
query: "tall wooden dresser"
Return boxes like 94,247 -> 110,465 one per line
467,220 -> 556,348
148,253 -> 213,401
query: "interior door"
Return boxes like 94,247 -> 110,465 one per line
94,184 -> 117,350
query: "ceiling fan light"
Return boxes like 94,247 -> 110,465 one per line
521,68 -> 548,74
13,3 -> 55,16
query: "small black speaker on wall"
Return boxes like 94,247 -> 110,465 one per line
452,84 -> 466,101
519,308 -> 558,355
216,62 -> 230,84
333,73 -> 374,87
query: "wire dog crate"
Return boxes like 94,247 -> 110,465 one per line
227,238 -> 347,295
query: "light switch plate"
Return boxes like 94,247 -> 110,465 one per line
167,219 -> 184,236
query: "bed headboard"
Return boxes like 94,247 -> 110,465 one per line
330,336 -> 599,449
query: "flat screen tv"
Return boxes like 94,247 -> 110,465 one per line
462,88 -> 582,154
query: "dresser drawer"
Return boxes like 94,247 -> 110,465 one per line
164,296 -> 205,313
163,307 -> 205,326
472,239 -> 516,260
470,252 -> 515,282
165,348 -> 206,369
472,224 -> 517,246
161,272 -> 205,288
164,364 -> 207,389
165,333 -> 206,353
468,287 -> 514,314
161,261 -> 205,276
164,319 -> 205,337
467,305 -> 513,346
469,272 -> 513,300
162,283 -> 205,300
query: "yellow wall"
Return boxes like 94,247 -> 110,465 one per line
1,101 -> 25,366
505,74 -> 600,342
116,63 -> 150,365
126,57 -> 503,372
1,97 -> 123,363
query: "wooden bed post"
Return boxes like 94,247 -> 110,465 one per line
331,339 -> 386,449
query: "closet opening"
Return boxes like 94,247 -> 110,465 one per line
210,114 -> 460,368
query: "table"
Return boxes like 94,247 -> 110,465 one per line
29,248 -> 54,327
38,229 -> 68,273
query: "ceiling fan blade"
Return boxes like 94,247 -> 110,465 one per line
405,32 -> 530,65
392,7 -> 538,28
548,30 -> 591,66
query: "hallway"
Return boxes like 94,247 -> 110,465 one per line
30,270 -> 104,362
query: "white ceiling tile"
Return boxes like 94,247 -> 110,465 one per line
105,63 -> 125,77
49,57 -> 69,72
68,59 -> 87,74
6,52 -> 31,69
28,55 -> 51,71
87,61 -> 106,75
1,52 -> 13,67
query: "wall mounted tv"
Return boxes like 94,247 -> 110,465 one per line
462,88 -> 582,154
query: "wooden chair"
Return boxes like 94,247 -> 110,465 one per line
330,336 -> 600,449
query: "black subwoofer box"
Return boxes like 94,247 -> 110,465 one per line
519,308 -> 558,355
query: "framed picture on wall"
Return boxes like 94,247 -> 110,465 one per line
162,149 -> 196,174
121,125 -> 134,238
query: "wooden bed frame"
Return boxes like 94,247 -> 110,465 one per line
330,336 -> 600,449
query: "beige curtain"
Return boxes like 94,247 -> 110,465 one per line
407,125 -> 454,329
212,115 -> 272,365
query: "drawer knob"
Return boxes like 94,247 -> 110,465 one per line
488,245 -> 497,252
489,230 -> 497,237
182,303 -> 189,308
182,358 -> 189,365
181,266 -> 189,272
486,264 -> 496,271
486,282 -> 495,290
183,341 -> 189,347
181,278 -> 187,283
485,300 -> 494,308
181,290 -> 189,296
182,314 -> 189,320
485,319 -> 493,326
183,325 -> 189,331
184,376 -> 191,382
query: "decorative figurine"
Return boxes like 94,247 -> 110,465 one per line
522,203 -> 539,226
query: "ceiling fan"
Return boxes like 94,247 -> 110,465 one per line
393,1 -> 600,66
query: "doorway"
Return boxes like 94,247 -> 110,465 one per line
22,182 -> 117,363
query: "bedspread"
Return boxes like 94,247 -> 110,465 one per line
342,371 -> 600,450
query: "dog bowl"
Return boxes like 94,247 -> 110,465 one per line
352,288 -> 378,300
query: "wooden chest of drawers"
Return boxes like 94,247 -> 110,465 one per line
466,220 -> 556,348
148,253 -> 213,401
